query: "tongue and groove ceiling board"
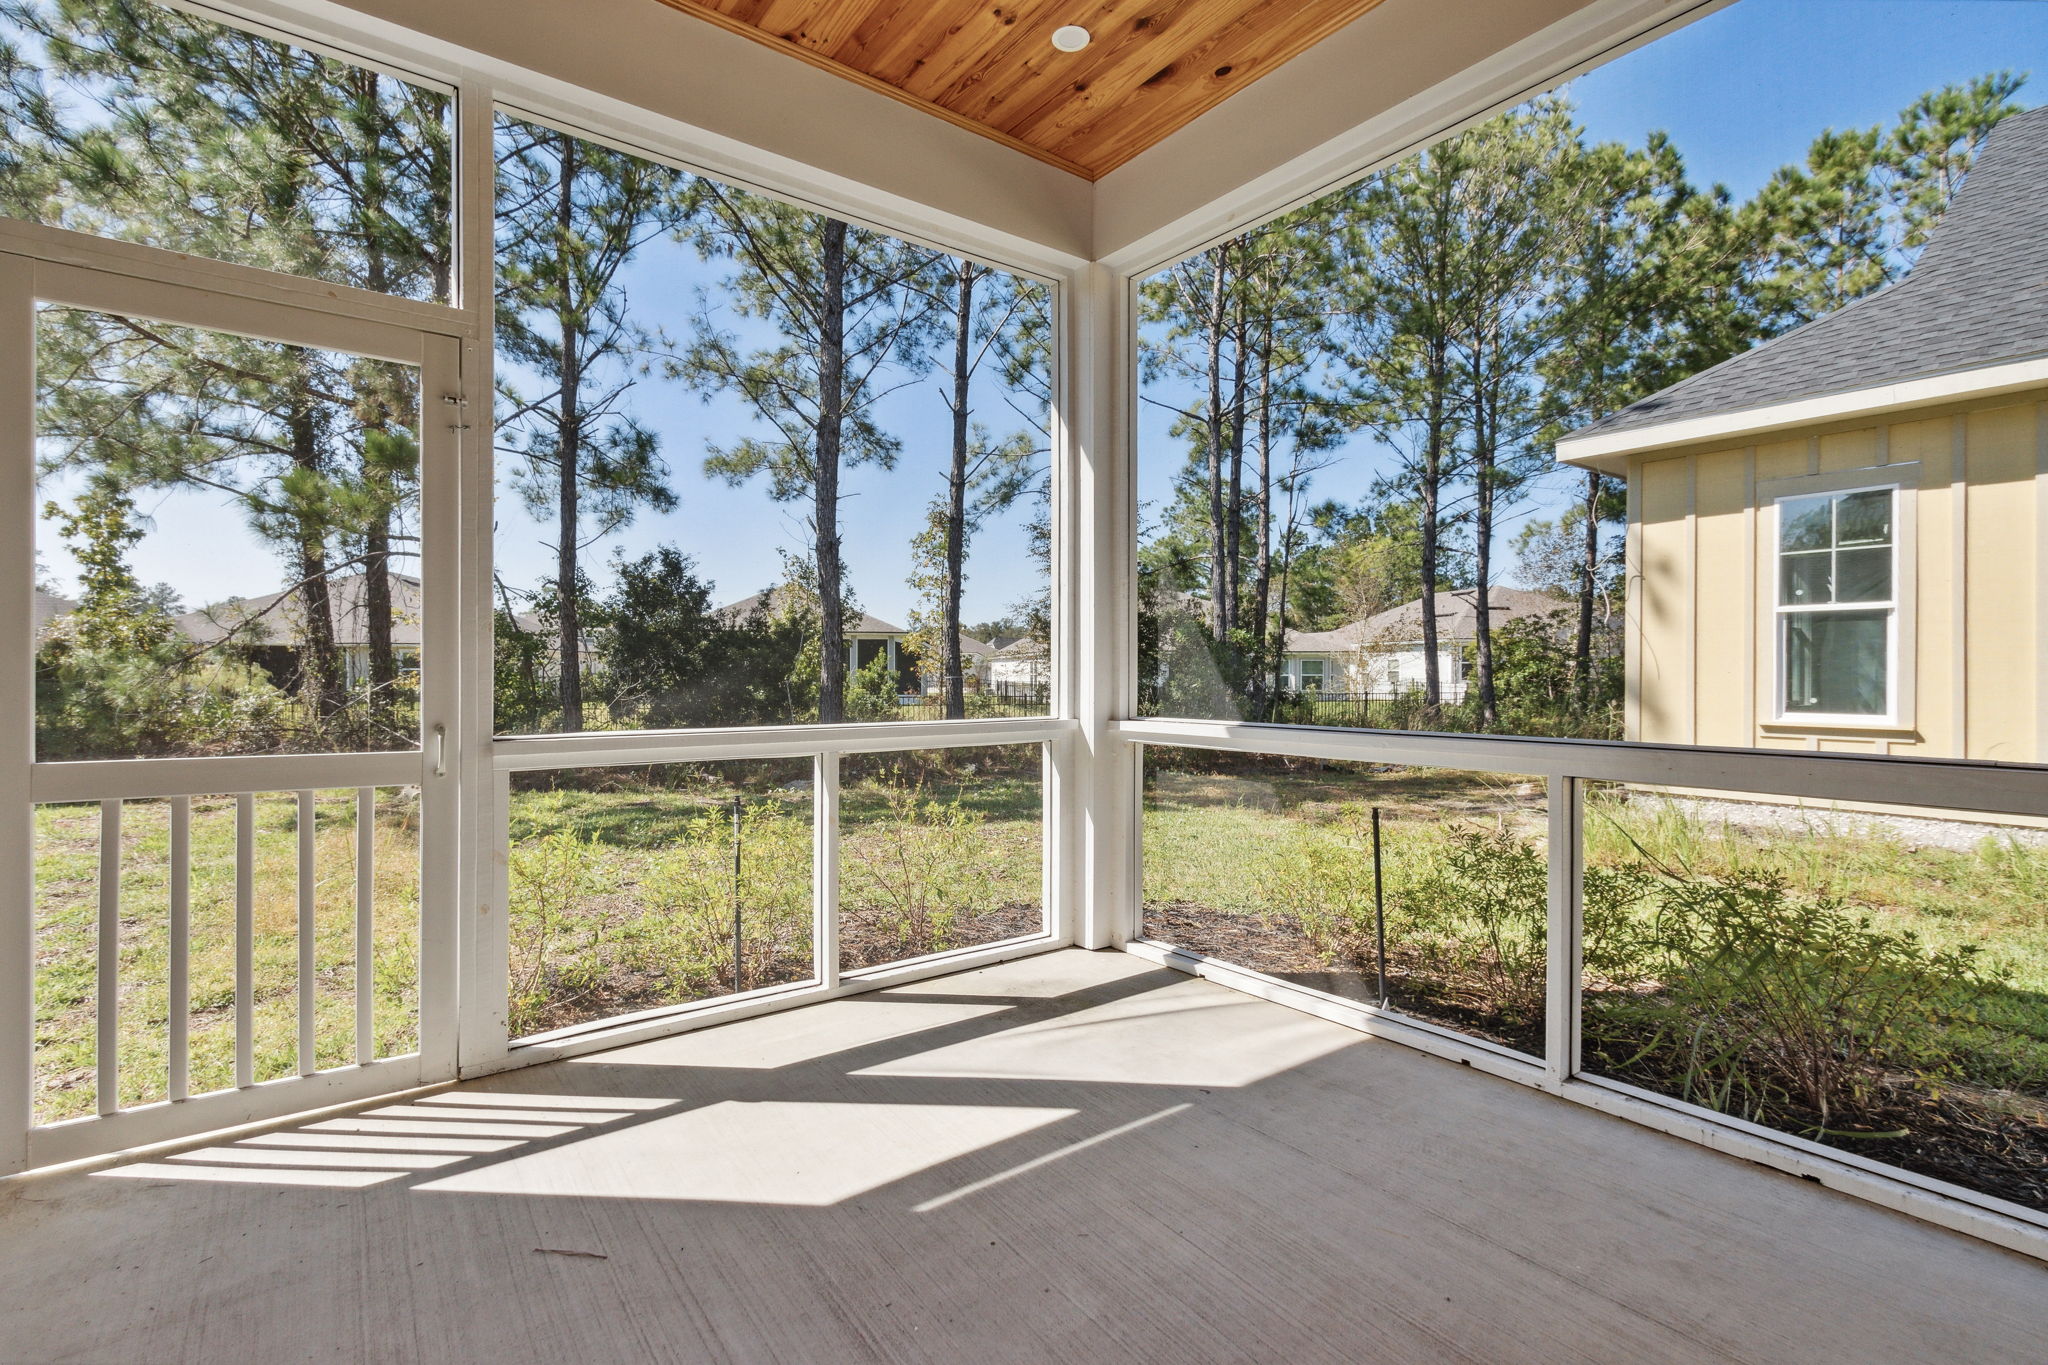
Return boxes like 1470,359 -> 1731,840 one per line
651,1 -> 1388,180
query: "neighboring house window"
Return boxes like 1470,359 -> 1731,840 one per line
1295,659 -> 1326,692
1776,486 -> 1895,718
1386,658 -> 1401,691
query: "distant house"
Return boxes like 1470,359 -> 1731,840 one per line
923,631 -> 993,693
1281,587 -> 1564,701
33,589 -> 76,638
717,588 -> 920,693
986,636 -> 1050,692
175,570 -> 429,688
1557,104 -> 2048,762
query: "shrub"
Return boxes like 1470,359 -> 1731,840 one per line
1586,867 -> 2000,1132
841,787 -> 991,959
506,827 -> 612,1035
634,802 -> 811,994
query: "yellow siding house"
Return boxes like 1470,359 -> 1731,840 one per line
1558,105 -> 2048,768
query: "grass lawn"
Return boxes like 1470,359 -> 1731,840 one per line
502,748 -> 1045,1036
33,791 -> 419,1124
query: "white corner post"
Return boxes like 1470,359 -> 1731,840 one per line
0,256 -> 35,1174
1072,261 -> 1137,949
1544,774 -> 1583,1091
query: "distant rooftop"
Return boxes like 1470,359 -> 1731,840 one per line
1284,587 -> 1564,653
175,571 -> 425,647
1570,103 -> 2048,443
717,589 -> 907,637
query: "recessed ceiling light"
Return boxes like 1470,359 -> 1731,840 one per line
1051,25 -> 1091,53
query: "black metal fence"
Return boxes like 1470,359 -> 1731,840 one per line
892,681 -> 1052,721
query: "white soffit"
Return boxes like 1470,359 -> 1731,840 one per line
239,0 -> 1713,274
1556,354 -> 2048,475
250,0 -> 1095,269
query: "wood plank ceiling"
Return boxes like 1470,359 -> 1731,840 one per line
651,1 -> 1387,179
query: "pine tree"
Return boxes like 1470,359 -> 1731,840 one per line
495,117 -> 680,733
678,184 -> 936,724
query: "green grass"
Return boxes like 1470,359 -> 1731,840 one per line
33,791 -> 419,1124
502,749 -> 1046,1036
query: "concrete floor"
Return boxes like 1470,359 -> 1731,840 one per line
2,948 -> 2043,1363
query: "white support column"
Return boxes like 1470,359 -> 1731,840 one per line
416,330 -> 466,1081
1072,262 -> 1137,948
1544,775 -> 1583,1092
0,255 -> 34,1171
453,76 -> 503,1079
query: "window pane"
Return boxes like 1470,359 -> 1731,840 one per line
1131,0 -> 2047,754
1835,489 -> 1893,547
1779,496 -> 1835,553
1780,551 -> 1832,606
1783,610 -> 1887,715
0,1 -> 452,299
491,116 -> 1051,735
35,308 -> 423,760
1834,546 -> 1891,603
1142,749 -> 1549,1059
838,746 -> 1045,972
506,761 -> 815,1038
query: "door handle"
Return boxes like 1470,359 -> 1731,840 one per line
433,723 -> 448,778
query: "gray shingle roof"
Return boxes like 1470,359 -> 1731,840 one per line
1573,103 -> 2048,442
175,572 -> 425,647
1283,587 -> 1565,653
717,588 -> 906,636
34,589 -> 76,635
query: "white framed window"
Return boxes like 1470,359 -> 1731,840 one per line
1292,658 -> 1327,692
1773,484 -> 1899,721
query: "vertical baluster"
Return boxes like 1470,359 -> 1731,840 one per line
95,800 -> 120,1116
297,790 -> 315,1075
356,787 -> 374,1065
168,796 -> 190,1102
817,753 -> 840,991
235,794 -> 253,1090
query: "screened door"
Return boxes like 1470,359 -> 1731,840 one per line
2,258 -> 464,1168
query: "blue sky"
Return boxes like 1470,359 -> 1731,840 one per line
37,0 -> 2048,624
1135,0 -> 2048,588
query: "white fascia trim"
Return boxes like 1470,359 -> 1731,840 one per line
178,0 -> 1090,279
1557,354 -> 2048,473
1095,0 -> 1727,277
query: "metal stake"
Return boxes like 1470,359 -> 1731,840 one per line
1372,805 -> 1388,1007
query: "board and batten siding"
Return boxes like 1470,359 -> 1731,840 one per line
1626,390 -> 2047,769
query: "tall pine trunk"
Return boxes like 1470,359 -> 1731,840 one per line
1575,468 -> 1603,704
1418,332 -> 1448,710
1249,329 -> 1275,716
1472,333 -> 1500,731
941,265 -> 976,720
1203,250 -> 1229,643
1223,298 -> 1247,645
552,133 -> 585,732
815,219 -> 850,725
287,363 -> 344,724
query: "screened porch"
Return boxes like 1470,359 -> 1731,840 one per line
3,0 -> 2047,1359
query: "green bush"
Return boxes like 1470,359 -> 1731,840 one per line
35,627 -> 296,759
1585,866 -> 2001,1133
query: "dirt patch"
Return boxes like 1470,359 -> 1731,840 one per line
1586,1032 -> 2048,1212
838,903 -> 1046,973
1142,900 -> 1546,1057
